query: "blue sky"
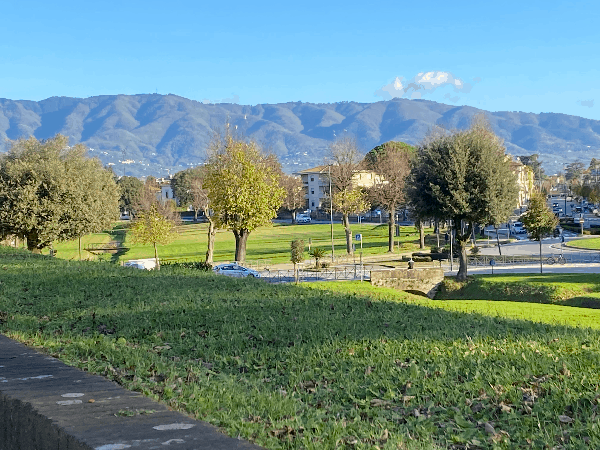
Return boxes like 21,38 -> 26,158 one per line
2,0 -> 599,119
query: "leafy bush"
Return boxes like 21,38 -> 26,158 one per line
469,245 -> 480,255
309,247 -> 327,269
161,260 -> 212,271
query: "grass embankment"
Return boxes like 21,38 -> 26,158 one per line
2,247 -> 600,449
49,222 -> 429,264
435,273 -> 600,310
566,237 -> 600,250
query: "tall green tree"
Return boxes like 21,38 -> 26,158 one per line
204,132 -> 285,262
0,135 -> 119,253
129,203 -> 178,269
116,176 -> 143,215
520,192 -> 558,274
406,118 -> 519,280
364,141 -> 415,252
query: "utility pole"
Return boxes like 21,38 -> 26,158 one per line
329,165 -> 334,262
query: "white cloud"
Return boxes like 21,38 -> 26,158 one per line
375,71 -> 478,100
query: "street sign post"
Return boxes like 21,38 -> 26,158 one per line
490,259 -> 496,275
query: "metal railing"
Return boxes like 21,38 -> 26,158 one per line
467,252 -> 600,267
262,266 -> 372,283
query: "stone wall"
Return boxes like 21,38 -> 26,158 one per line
370,268 -> 444,298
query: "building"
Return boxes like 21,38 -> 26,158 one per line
510,159 -> 534,207
294,165 -> 382,211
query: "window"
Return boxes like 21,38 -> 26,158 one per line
311,202 -> 315,207
311,177 -> 314,182
311,189 -> 314,194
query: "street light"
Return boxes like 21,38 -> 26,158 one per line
329,165 -> 334,261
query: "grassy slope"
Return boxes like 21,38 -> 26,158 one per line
50,222 -> 427,264
2,247 -> 600,449
435,273 -> 600,309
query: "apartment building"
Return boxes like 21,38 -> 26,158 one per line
294,165 -> 382,211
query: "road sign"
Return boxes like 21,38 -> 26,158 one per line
355,234 -> 362,241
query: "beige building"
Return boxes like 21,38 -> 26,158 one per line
294,165 -> 382,211
510,159 -> 534,207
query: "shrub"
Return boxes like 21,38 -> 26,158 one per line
469,246 -> 480,255
161,260 -> 212,271
309,248 -> 327,269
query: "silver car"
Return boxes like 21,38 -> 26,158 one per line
212,263 -> 261,278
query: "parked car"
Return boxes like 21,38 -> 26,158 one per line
510,221 -> 527,234
213,263 -> 261,278
552,202 -> 560,208
296,215 -> 311,224
123,259 -> 157,270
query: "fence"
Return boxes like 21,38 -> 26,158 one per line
466,252 -> 600,267
262,265 -> 372,283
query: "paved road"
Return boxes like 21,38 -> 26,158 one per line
478,235 -> 593,257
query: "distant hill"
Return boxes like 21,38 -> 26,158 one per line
1,94 -> 599,177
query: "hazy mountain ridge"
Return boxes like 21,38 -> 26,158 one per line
1,94 -> 598,177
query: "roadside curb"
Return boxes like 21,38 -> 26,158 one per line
0,334 -> 264,450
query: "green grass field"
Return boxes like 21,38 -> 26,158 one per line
566,237 -> 600,250
46,221 -> 430,264
2,247 -> 600,448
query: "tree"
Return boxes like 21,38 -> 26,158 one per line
290,239 -> 305,283
364,141 -> 414,252
309,247 -> 326,269
517,154 -> 545,188
332,188 -> 369,254
589,158 -> 600,185
171,167 -> 217,262
280,174 -> 305,223
129,203 -> 178,269
116,176 -> 143,215
204,131 -> 285,262
327,137 -> 369,255
566,161 -> 586,183
406,118 -> 519,281
0,135 -> 119,253
520,192 -> 558,274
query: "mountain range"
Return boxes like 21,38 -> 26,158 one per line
1,94 -> 599,177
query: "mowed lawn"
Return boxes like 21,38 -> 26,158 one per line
2,247 -> 600,449
566,237 -> 600,250
48,221 -> 428,264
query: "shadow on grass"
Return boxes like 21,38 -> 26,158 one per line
5,247 -> 600,449
435,273 -> 600,309
108,229 -> 130,263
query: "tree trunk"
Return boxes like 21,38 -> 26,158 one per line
78,236 -> 82,260
205,219 -> 215,263
291,210 -> 297,224
343,214 -> 353,255
194,208 -> 198,222
26,231 -> 42,254
153,242 -> 160,270
539,239 -> 543,274
419,221 -> 425,249
387,213 -> 395,253
455,220 -> 473,281
456,239 -> 469,281
435,219 -> 440,248
495,227 -> 502,256
233,228 -> 250,262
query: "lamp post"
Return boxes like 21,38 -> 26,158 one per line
329,165 -> 334,262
